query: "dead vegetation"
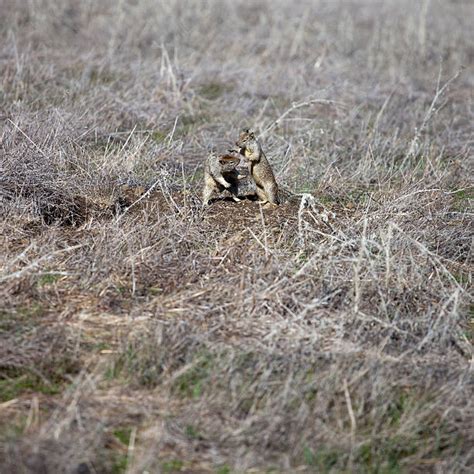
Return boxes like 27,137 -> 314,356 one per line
0,0 -> 473,472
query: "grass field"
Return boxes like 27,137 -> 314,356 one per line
0,0 -> 473,472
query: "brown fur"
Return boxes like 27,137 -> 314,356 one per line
235,129 -> 280,205
202,153 -> 246,206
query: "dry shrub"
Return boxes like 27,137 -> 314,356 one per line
0,0 -> 472,472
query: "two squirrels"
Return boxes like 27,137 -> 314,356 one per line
202,129 -> 280,206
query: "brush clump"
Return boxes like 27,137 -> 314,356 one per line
0,1 -> 472,473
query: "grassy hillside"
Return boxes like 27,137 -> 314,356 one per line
0,0 -> 472,472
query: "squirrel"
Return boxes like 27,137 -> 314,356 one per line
235,129 -> 280,205
202,152 -> 254,206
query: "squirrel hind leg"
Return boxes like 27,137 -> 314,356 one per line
202,183 -> 215,207
256,187 -> 269,204
266,184 -> 280,205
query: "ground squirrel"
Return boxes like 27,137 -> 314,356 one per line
235,129 -> 280,205
202,152 -> 252,206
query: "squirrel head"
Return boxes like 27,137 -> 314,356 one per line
236,129 -> 255,145
235,129 -> 260,161
218,154 -> 240,172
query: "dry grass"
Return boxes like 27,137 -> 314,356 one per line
0,0 -> 473,472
